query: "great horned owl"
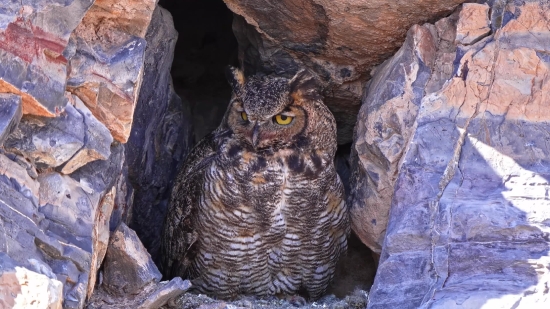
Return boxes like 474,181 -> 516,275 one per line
161,67 -> 349,300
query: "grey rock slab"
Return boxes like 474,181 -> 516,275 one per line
85,277 -> 191,309
0,93 -> 22,146
5,104 -> 86,169
0,126 -> 123,308
61,96 -> 114,175
137,277 -> 192,309
35,142 -> 124,302
38,172 -> 100,239
0,152 -> 40,206
102,223 -> 162,296
126,5 -> 193,262
0,155 -> 88,308
70,142 -> 125,196
109,162 -> 134,232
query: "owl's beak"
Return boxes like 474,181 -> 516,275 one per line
252,122 -> 260,148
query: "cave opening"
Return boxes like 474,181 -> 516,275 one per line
152,0 -> 376,302
158,0 -> 239,142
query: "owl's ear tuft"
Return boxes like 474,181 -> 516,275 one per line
226,66 -> 245,95
289,69 -> 321,101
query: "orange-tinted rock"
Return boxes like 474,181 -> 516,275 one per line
67,0 -> 157,143
350,23 -> 439,253
455,3 -> 491,45
87,185 -> 116,299
84,0 -> 157,38
0,0 -> 94,117
368,2 -> 550,307
226,0 -> 467,143
61,95 -> 113,175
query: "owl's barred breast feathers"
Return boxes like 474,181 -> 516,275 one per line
161,67 -> 350,300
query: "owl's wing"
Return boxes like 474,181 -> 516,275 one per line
161,132 -> 217,279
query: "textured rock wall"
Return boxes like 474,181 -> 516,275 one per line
0,0 -> 94,117
125,4 -> 194,264
0,1 -> 192,308
362,1 -> 550,307
224,0 -> 467,143
3,0 -> 550,307
66,0 -> 156,143
349,21 -> 442,253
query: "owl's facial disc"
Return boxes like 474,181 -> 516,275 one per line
246,111 -> 296,148
236,105 -> 305,150
225,67 -> 317,150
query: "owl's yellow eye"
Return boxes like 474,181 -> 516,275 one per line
241,112 -> 248,121
274,114 -> 293,125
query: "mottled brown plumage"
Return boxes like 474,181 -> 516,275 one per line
161,67 -> 349,300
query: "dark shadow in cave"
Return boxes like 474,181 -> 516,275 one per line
159,0 -> 239,142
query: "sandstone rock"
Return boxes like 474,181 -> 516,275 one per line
368,1 -> 550,308
0,0 -> 93,117
66,0 -> 157,143
455,3 -> 491,45
349,23 -> 438,253
0,254 -> 64,309
102,223 -> 162,296
226,0 -> 467,143
0,94 -> 22,146
126,5 -> 193,261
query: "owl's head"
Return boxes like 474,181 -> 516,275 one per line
223,67 -> 334,151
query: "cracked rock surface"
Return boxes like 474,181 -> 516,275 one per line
0,0 -> 189,307
364,1 -> 550,308
86,223 -> 191,309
